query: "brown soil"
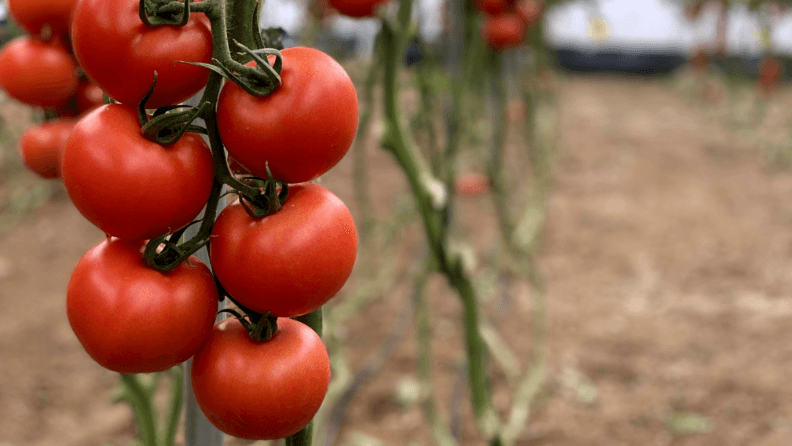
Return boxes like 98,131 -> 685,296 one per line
2,75 -> 792,446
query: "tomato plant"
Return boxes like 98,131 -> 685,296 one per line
71,0 -> 213,107
481,14 -> 526,51
516,0 -> 543,27
217,47 -> 359,183
61,104 -> 215,240
7,0 -> 77,37
191,317 -> 331,440
67,238 -> 219,374
210,183 -> 358,317
0,37 -> 79,108
18,119 -> 75,179
758,56 -> 781,97
478,0 -> 508,16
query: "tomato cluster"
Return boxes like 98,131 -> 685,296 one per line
1,0 -> 360,440
477,0 -> 544,51
0,0 -> 103,179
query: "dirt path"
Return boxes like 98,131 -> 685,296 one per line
1,76 -> 792,446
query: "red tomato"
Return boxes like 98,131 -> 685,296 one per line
327,0 -> 390,17
67,238 -> 219,374
210,183 -> 357,317
18,119 -> 75,179
8,0 -> 77,37
71,0 -> 212,107
481,14 -> 526,51
455,173 -> 491,196
691,49 -> 708,71
478,0 -> 507,15
227,154 -> 253,176
516,0 -> 542,27
191,317 -> 330,440
61,104 -> 214,240
217,47 -> 358,183
56,80 -> 106,117
0,37 -> 78,108
758,57 -> 781,97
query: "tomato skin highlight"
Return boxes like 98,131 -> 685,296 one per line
191,317 -> 331,440
71,0 -> 212,107
482,14 -> 526,51
8,0 -> 77,37
327,0 -> 390,17
217,47 -> 359,183
0,37 -> 79,108
67,238 -> 219,374
210,183 -> 358,317
61,104 -> 215,240
18,119 -> 75,179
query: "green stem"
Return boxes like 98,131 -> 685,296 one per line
161,367 -> 184,446
286,307 -> 324,446
226,0 -> 262,58
414,260 -> 457,446
120,375 -> 158,446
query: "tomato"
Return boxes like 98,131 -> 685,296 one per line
227,154 -> 253,177
61,104 -> 214,240
691,49 -> 708,71
455,173 -> 491,196
18,119 -> 75,179
71,0 -> 212,107
516,0 -> 542,27
478,0 -> 507,16
191,317 -> 330,440
217,47 -> 358,183
758,57 -> 781,97
327,0 -> 390,18
0,37 -> 78,108
7,0 -> 77,37
67,238 -> 218,374
210,183 -> 357,317
481,14 -> 526,51
56,80 -> 106,117
684,2 -> 703,21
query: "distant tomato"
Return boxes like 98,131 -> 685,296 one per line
758,57 -> 782,97
56,81 -> 106,117
684,2 -> 703,21
482,14 -> 526,51
0,37 -> 78,108
8,0 -> 77,37
61,104 -> 214,240
67,238 -> 219,374
327,0 -> 390,17
210,183 -> 358,317
71,0 -> 212,107
691,49 -> 708,71
516,0 -> 543,27
455,173 -> 491,196
191,317 -> 330,439
478,0 -> 507,15
18,119 -> 75,179
217,47 -> 358,183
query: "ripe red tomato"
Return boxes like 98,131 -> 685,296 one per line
18,119 -> 75,179
455,173 -> 491,196
758,57 -> 781,96
71,0 -> 212,107
217,47 -> 358,183
191,317 -> 331,440
327,0 -> 390,17
478,0 -> 507,16
67,238 -> 219,374
56,80 -> 106,117
61,104 -> 214,240
7,0 -> 77,37
516,0 -> 542,27
210,183 -> 357,317
481,14 -> 526,51
0,37 -> 78,108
